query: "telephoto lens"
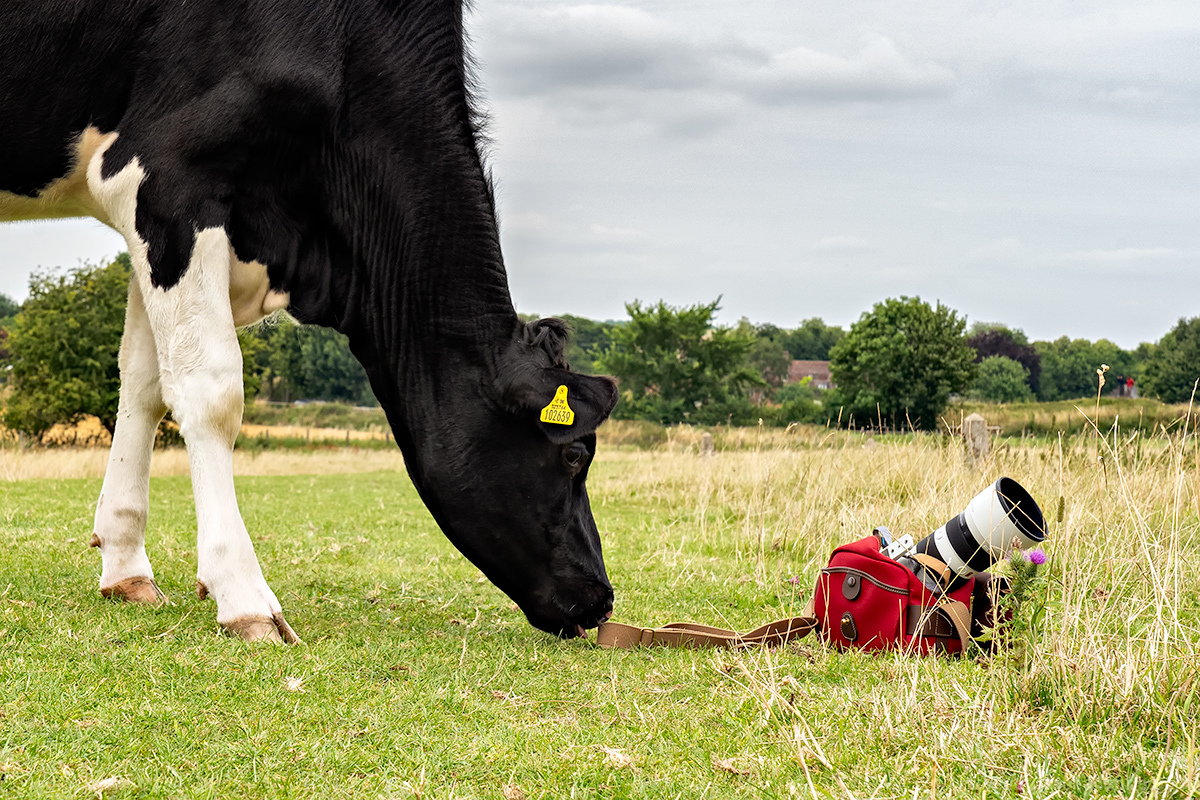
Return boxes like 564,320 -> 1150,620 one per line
899,477 -> 1045,591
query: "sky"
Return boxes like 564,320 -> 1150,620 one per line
2,0 -> 1197,348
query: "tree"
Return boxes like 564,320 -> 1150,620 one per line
967,325 -> 1040,394
972,356 -> 1034,403
1034,337 -> 1138,401
1140,318 -> 1200,403
0,292 -> 18,368
738,318 -> 792,390
780,318 -> 844,360
298,325 -> 376,404
0,292 -> 19,322
241,317 -> 377,405
559,314 -> 618,375
594,299 -> 761,424
2,256 -> 132,440
775,377 -> 820,422
827,296 -> 975,430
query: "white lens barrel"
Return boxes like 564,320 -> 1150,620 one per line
914,477 -> 1045,583
963,477 -> 1045,557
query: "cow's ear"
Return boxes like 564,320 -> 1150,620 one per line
497,365 -> 619,444
496,318 -> 618,443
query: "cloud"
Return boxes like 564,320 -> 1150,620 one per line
481,3 -> 957,128
501,210 -> 552,234
1094,85 -> 1167,107
970,237 -> 1023,261
811,235 -> 874,252
484,5 -> 730,96
589,222 -> 645,242
1056,246 -> 1184,262
738,36 -> 956,104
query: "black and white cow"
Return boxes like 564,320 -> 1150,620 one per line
0,0 -> 619,642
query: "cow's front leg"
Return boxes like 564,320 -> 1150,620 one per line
145,229 -> 299,643
92,280 -> 168,604
88,138 -> 297,643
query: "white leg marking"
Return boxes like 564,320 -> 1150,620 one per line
92,280 -> 168,603
166,228 -> 293,637
87,136 -> 296,641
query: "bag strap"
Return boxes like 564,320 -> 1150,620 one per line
904,598 -> 972,652
903,552 -> 973,652
909,553 -> 953,590
937,598 -> 972,652
597,615 -> 817,649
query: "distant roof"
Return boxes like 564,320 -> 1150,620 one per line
788,360 -> 832,384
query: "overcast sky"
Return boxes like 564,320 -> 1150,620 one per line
3,0 -> 1197,348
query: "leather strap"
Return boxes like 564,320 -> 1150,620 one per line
597,616 -> 817,649
910,553 -> 953,590
938,598 -> 972,652
904,598 -> 972,652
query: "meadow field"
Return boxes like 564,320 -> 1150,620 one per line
1,419 -> 1198,798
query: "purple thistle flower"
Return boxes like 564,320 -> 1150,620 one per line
1025,548 -> 1047,566
787,576 -> 802,585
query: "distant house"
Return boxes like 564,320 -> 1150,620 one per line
788,360 -> 833,390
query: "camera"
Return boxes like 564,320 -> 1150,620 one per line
894,477 -> 1045,591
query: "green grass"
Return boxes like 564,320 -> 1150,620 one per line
2,437 -> 1199,798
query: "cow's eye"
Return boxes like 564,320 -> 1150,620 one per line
560,442 -> 590,476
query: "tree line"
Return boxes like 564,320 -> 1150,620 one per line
0,256 -> 373,440
1,255 -> 1197,439
556,297 -> 1188,430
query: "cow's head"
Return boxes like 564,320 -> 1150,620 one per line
404,318 -> 618,638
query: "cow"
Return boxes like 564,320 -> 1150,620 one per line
0,0 -> 619,642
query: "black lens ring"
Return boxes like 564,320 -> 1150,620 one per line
995,477 -> 1046,542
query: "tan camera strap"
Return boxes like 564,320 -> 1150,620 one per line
596,615 -> 817,649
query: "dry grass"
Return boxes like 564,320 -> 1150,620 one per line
591,421 -> 1200,794
0,414 -> 395,451
0,446 -> 405,480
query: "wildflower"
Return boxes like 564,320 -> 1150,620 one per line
786,576 -> 801,585
1025,548 -> 1046,566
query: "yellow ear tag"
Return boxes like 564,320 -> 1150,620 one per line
539,385 -> 575,426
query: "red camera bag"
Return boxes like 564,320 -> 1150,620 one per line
813,534 -> 974,655
597,532 -> 1007,654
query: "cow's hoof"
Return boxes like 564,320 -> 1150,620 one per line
222,612 -> 302,644
100,576 -> 168,605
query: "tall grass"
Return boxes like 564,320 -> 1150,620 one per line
592,418 -> 1200,795
949,397 -> 1191,438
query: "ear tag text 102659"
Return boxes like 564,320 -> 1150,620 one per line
540,385 -> 575,426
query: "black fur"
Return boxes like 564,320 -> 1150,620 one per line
0,0 -> 618,638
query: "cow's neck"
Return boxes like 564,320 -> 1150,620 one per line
330,133 -> 519,461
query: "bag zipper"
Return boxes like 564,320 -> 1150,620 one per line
821,566 -> 908,596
